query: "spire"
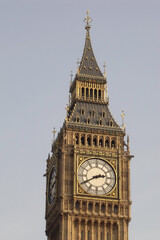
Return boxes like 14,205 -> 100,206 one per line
78,11 -> 105,80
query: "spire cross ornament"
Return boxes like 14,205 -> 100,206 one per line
70,70 -> 73,81
70,70 -> 73,85
103,61 -> 107,78
52,127 -> 56,142
84,10 -> 92,29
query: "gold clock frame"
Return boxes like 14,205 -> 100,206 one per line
74,153 -> 119,200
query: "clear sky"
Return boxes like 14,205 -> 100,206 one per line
0,0 -> 160,239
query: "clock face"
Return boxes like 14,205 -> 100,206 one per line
48,167 -> 56,204
78,158 -> 116,195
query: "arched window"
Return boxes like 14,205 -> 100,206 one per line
87,118 -> 90,124
98,89 -> 101,100
105,139 -> 109,148
101,203 -> 105,213
75,134 -> 79,144
114,205 -> 118,214
108,204 -> 112,214
86,88 -> 89,98
81,135 -> 85,145
88,202 -> 93,211
99,120 -> 102,125
87,136 -> 91,146
94,89 -> 97,100
95,203 -> 99,213
93,137 -> 97,146
110,120 -> 113,127
82,202 -> 86,211
81,109 -> 84,115
82,88 -> 84,98
92,110 -> 95,117
111,139 -> 116,148
90,89 -> 93,99
102,112 -> 105,118
99,138 -> 103,147
77,117 -> 80,123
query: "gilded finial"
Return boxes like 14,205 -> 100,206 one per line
121,110 -> 126,132
103,61 -> 107,78
84,10 -> 92,29
76,58 -> 80,74
52,127 -> 56,143
106,82 -> 109,104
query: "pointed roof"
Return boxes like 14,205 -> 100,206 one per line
77,12 -> 105,81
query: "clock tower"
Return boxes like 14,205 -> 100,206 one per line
45,12 -> 133,240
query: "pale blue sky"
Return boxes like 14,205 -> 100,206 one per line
0,1 -> 160,239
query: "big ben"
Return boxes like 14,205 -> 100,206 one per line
45,11 -> 133,240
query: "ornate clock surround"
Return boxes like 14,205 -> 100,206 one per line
74,153 -> 120,200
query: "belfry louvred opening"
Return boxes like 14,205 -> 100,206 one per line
45,11 -> 133,240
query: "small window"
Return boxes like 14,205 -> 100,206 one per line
111,139 -> 116,148
105,139 -> 109,148
99,120 -> 102,125
92,110 -> 95,117
94,89 -> 97,100
81,136 -> 85,145
110,120 -> 113,127
75,134 -> 79,144
77,117 -> 80,123
87,136 -> 91,146
102,112 -> 105,118
90,89 -> 93,98
82,88 -> 84,97
114,205 -> 118,214
99,138 -> 103,147
98,89 -> 101,100
86,88 -> 89,98
88,202 -> 93,211
87,118 -> 90,124
81,109 -> 85,115
108,204 -> 112,214
93,137 -> 97,146
101,203 -> 105,213
95,203 -> 99,212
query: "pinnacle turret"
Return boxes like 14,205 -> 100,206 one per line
77,11 -> 105,80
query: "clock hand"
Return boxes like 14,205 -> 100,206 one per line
81,174 -> 105,184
